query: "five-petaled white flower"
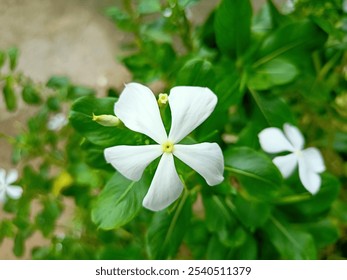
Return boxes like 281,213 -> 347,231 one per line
258,123 -> 325,194
0,168 -> 23,203
104,83 -> 224,211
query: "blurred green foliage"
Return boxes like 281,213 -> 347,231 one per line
1,0 -> 347,260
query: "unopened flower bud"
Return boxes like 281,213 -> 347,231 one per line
92,113 -> 120,127
158,93 -> 168,107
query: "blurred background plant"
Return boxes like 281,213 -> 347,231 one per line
0,0 -> 347,260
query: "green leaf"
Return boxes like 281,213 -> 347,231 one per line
305,219 -> 339,249
207,227 -> 258,259
207,234 -> 228,259
0,50 -> 6,68
69,96 -> 139,147
214,0 -> 252,57
35,198 -> 62,237
257,20 -> 327,60
46,76 -> 70,89
202,192 -> 236,232
0,220 -> 15,243
233,194 -> 271,229
2,76 -> 17,111
21,85 -> 42,105
282,174 -> 340,220
263,216 -> 317,259
225,147 -> 282,199
252,0 -> 290,35
8,47 -> 19,71
184,220 -> 209,259
248,58 -> 298,90
91,172 -> 148,230
138,0 -> 161,14
80,141 -> 113,171
67,86 -> 95,100
178,0 -> 199,8
13,232 -> 25,257
176,58 -> 215,87
250,91 -> 296,127
46,96 -> 61,111
146,193 -> 192,259
106,7 -> 134,31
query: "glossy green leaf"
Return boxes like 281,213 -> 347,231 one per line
305,219 -> 339,249
225,147 -> 282,199
263,216 -> 317,259
69,96 -> 139,147
250,91 -> 296,127
176,59 -> 215,87
207,234 -> 228,259
214,0 -> 252,57
248,58 -> 298,90
258,20 -> 327,59
234,194 -> 271,229
283,174 -> 340,220
207,227 -> 258,259
92,172 -> 148,230
146,193 -> 192,259
252,0 -> 290,35
202,193 -> 236,232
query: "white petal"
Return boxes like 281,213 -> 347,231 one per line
173,143 -> 224,186
114,83 -> 167,143
273,153 -> 297,178
258,127 -> 294,153
6,186 -> 23,200
298,157 -> 321,194
143,153 -> 183,211
104,145 -> 162,181
302,147 -> 325,173
168,86 -> 217,143
283,123 -> 305,150
6,169 -> 18,185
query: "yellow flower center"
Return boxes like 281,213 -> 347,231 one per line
162,140 -> 174,153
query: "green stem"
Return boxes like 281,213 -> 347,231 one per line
274,193 -> 312,204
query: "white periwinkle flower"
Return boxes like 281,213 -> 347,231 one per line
47,113 -> 68,131
104,83 -> 224,211
0,168 -> 23,203
258,123 -> 325,195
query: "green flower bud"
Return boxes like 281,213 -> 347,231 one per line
92,113 -> 120,127
158,93 -> 168,107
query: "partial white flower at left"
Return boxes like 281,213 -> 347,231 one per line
258,123 -> 325,195
104,83 -> 224,211
0,168 -> 23,203
47,113 -> 68,131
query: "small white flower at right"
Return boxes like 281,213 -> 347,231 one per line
0,168 -> 23,203
258,123 -> 325,194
